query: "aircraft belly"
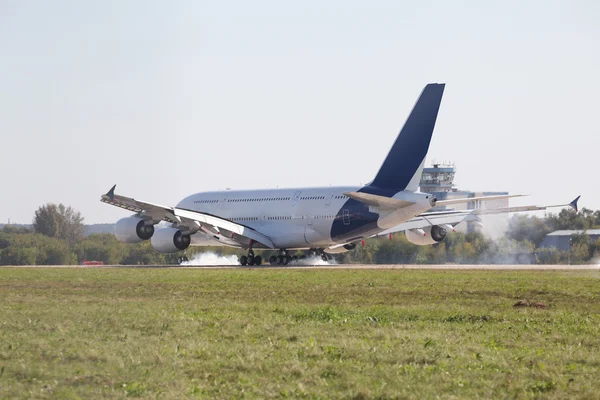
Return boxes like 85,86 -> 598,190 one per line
304,221 -> 332,246
259,223 -> 307,249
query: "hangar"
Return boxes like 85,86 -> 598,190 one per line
539,230 -> 600,251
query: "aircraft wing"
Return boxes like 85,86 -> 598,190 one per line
435,194 -> 525,206
343,191 -> 415,209
100,185 -> 275,249
377,211 -> 478,235
377,195 -> 581,236
343,192 -> 527,211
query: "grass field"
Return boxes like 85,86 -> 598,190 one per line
1,268 -> 600,399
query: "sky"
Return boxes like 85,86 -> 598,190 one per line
1,0 -> 599,224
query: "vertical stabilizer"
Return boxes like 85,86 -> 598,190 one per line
369,83 -> 445,193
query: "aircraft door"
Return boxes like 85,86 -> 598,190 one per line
306,214 -> 314,227
326,193 -> 333,206
292,191 -> 301,208
304,214 -> 314,244
220,196 -> 228,209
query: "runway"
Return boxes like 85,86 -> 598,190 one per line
3,264 -> 600,270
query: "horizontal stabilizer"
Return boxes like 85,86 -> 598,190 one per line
343,192 -> 415,209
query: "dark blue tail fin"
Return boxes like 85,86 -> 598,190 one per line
368,83 -> 445,193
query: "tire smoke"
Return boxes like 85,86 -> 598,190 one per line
180,252 -> 240,266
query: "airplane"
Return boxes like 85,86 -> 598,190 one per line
101,83 -> 580,265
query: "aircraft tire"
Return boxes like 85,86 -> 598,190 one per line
240,256 -> 248,266
269,256 -> 277,265
254,255 -> 262,266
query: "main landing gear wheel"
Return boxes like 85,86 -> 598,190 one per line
240,251 -> 262,266
275,255 -> 290,265
269,255 -> 277,265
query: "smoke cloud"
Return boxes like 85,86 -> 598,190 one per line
180,252 -> 338,266
181,252 -> 239,266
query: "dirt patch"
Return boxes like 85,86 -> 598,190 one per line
513,300 -> 548,309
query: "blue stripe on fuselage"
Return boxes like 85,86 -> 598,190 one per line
330,186 -> 396,243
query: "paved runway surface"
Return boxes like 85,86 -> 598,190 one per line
3,264 -> 600,270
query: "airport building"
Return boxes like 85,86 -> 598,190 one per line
419,163 -> 509,232
539,230 -> 600,251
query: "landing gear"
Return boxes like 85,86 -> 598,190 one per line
240,250 -> 262,266
310,248 -> 332,263
178,253 -> 189,264
267,251 -> 299,265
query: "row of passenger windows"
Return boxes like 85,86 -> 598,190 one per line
232,217 -> 259,221
195,195 -> 347,204
301,196 -> 347,200
229,197 -> 291,202
232,215 -> 335,222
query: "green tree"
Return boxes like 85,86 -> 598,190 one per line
0,246 -> 37,265
75,234 -> 129,264
547,208 -> 596,231
33,203 -> 84,245
507,214 -> 553,246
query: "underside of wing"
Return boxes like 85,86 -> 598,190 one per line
377,212 -> 478,236
377,195 -> 581,236
101,185 -> 275,249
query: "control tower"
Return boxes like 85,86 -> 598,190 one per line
419,162 -> 456,193
419,162 -> 509,234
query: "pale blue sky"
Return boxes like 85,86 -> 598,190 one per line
1,0 -> 599,224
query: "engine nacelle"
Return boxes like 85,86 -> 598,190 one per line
150,227 -> 191,253
114,216 -> 155,244
324,243 -> 357,254
405,225 -> 447,246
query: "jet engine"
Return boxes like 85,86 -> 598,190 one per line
150,227 -> 191,253
114,216 -> 155,244
405,225 -> 447,246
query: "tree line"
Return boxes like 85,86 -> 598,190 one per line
1,203 -> 599,265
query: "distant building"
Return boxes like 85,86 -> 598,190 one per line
540,230 -> 600,251
419,163 -> 509,232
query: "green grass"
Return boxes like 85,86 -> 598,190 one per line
1,268 -> 600,399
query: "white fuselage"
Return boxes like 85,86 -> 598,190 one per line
176,186 -> 432,250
